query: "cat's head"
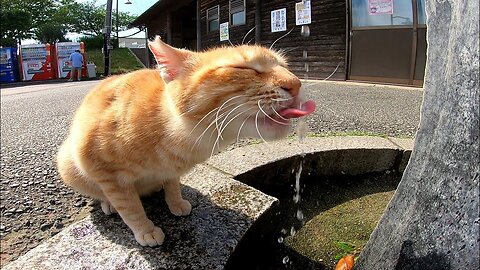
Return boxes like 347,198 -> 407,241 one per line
148,36 -> 315,143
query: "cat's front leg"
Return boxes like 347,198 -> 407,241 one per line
164,178 -> 191,216
98,180 -> 165,247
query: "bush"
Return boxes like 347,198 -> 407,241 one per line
79,35 -> 119,50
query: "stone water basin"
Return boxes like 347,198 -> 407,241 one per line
4,136 -> 412,270
214,136 -> 412,269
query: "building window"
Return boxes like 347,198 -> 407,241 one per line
230,0 -> 246,26
352,0 -> 413,27
207,6 -> 219,32
416,0 -> 426,25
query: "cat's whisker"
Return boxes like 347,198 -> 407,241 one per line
218,103 -> 247,134
271,104 -> 289,121
208,111 -> 232,145
228,39 -> 234,47
271,97 -> 294,102
192,110 -> 230,151
255,111 -> 268,144
206,103 -> 245,150
189,101 -> 238,137
215,95 -> 247,140
258,100 -> 290,126
242,26 -> 256,45
212,103 -> 247,152
220,107 -> 254,135
323,62 -> 342,81
282,47 -> 299,54
236,111 -> 256,143
300,62 -> 342,87
246,38 -> 254,45
211,107 -> 254,157
188,107 -> 221,136
270,27 -> 295,50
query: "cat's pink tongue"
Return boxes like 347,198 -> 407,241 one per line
279,100 -> 316,119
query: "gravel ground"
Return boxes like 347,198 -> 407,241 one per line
0,79 -> 423,266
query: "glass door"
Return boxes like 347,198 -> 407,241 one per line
348,0 -> 426,86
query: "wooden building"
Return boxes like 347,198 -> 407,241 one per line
130,0 -> 426,86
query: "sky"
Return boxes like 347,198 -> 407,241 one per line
67,0 -> 158,39
24,0 -> 158,44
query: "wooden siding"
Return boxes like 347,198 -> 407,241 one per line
201,0 -> 257,49
140,0 -> 347,79
260,0 -> 346,80
200,0 -> 346,80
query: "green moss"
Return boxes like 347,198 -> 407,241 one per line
285,190 -> 395,268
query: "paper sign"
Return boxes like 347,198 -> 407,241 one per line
220,22 -> 229,41
296,0 -> 311,25
368,0 -> 394,15
271,8 -> 287,32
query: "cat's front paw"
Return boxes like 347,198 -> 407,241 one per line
168,199 -> 192,216
135,226 -> 165,247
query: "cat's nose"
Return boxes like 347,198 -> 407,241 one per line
279,76 -> 301,97
274,67 -> 301,97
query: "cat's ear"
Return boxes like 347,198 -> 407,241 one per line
148,36 -> 192,83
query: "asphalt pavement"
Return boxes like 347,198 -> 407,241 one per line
302,80 -> 423,137
0,78 -> 423,265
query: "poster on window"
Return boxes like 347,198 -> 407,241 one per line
368,0 -> 394,15
271,8 -> 287,32
220,22 -> 229,41
295,0 -> 311,25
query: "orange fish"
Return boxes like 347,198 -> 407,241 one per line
335,255 -> 355,270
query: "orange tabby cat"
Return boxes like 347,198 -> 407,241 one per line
57,36 -> 315,247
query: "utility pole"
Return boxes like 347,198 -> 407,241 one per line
116,0 -> 119,47
103,0 -> 113,76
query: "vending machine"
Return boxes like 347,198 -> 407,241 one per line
19,44 -> 54,81
54,42 -> 87,79
0,47 -> 19,83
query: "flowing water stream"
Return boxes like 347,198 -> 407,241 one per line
282,29 -> 312,265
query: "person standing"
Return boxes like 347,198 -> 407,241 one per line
68,50 -> 84,81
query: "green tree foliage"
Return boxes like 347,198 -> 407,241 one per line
0,9 -> 32,46
0,0 -> 136,46
56,0 -> 136,37
34,23 -> 70,44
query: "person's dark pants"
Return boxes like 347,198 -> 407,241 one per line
69,67 -> 82,81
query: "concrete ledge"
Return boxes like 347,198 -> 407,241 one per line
387,137 -> 414,173
5,136 -> 413,269
208,136 -> 413,177
4,165 -> 277,270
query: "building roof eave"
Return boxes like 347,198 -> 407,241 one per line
129,0 -> 167,28
129,0 -> 194,28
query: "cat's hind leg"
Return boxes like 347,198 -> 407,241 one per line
57,141 -> 106,201
164,178 -> 192,216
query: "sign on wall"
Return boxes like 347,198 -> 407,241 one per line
295,0 -> 311,25
271,8 -> 287,32
368,0 -> 394,15
220,22 -> 229,41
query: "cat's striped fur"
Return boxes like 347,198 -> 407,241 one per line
57,36 -> 315,246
